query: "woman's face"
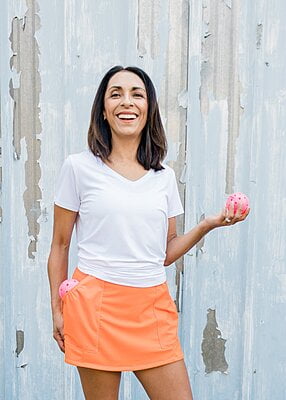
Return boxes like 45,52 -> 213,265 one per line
103,71 -> 148,140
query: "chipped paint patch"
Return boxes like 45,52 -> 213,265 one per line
15,330 -> 24,357
256,23 -> 263,49
9,0 -> 42,259
201,309 -> 228,374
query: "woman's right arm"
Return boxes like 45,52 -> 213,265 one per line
47,204 -> 78,352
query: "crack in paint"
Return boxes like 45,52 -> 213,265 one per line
9,0 -> 42,259
201,308 -> 228,374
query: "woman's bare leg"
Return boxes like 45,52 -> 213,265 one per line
133,359 -> 193,400
77,367 -> 122,400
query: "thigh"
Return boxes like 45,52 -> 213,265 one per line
133,359 -> 193,400
77,367 -> 122,400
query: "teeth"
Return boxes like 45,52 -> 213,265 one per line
117,114 -> 137,119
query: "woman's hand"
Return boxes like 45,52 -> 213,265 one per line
52,310 -> 65,353
204,201 -> 251,230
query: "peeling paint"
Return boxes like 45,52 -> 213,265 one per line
201,309 -> 228,374
200,0 -> 241,193
179,163 -> 187,184
157,0 -> 189,314
137,0 -> 160,60
9,0 -> 42,259
0,0 -> 284,397
15,330 -> 24,357
178,89 -> 188,109
256,23 -> 263,49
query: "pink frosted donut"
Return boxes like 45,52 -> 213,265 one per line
59,279 -> 79,299
225,192 -> 249,215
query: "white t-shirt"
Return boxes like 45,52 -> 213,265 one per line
54,149 -> 184,287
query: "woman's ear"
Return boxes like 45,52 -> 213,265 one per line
103,111 -> 106,120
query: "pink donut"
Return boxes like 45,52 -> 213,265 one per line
59,279 -> 79,299
225,192 -> 249,215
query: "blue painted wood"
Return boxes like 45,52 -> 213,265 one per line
184,1 -> 286,399
1,0 -> 286,399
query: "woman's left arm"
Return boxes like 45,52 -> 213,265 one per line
164,206 -> 250,266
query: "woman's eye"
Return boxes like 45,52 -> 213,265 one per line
111,93 -> 120,98
133,93 -> 144,98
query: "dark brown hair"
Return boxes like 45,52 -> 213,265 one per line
87,65 -> 167,171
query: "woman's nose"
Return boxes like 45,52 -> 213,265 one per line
121,94 -> 133,106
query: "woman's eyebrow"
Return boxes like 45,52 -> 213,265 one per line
108,85 -> 146,91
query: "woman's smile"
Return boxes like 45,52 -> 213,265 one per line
116,111 -> 139,122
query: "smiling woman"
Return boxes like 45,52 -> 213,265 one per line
87,66 -> 168,172
48,65 -> 249,400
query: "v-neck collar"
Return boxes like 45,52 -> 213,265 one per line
88,150 -> 153,183
101,160 -> 152,183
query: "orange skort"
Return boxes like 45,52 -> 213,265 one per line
62,267 -> 184,371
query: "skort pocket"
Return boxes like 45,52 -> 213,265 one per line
61,269 -> 94,301
62,268 -> 104,354
153,283 -> 179,350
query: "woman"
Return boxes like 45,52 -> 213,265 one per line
47,65 -> 249,400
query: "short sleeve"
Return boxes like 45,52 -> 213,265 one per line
167,169 -> 184,218
54,156 -> 80,212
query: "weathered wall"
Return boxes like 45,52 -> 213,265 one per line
0,0 -> 285,399
183,1 -> 286,399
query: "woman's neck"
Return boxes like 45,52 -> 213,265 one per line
109,137 -> 140,164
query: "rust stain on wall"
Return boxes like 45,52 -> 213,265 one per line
9,0 -> 42,259
201,308 -> 228,374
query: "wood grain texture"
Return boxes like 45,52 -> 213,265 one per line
0,0 -> 285,399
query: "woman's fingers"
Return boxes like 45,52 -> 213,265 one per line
53,311 -> 65,353
236,201 -> 243,217
231,201 -> 243,223
223,201 -> 250,225
53,329 -> 65,353
231,207 -> 251,225
237,207 -> 250,221
205,203 -> 250,229
224,202 -> 234,224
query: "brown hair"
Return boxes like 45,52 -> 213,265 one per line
87,65 -> 167,171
